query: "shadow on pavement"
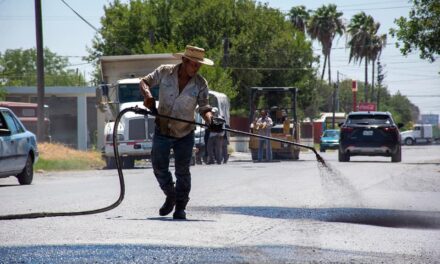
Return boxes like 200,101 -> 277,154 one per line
0,184 -> 19,188
106,216 -> 215,222
192,206 -> 440,229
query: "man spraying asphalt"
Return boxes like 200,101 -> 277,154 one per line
139,45 -> 223,220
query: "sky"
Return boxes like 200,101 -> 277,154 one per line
0,0 -> 439,117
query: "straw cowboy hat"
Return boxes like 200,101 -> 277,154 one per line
173,45 -> 214,66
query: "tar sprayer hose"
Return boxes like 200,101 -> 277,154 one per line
0,108 -> 132,220
0,106 -> 329,220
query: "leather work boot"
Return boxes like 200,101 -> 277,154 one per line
159,185 -> 176,216
173,199 -> 189,220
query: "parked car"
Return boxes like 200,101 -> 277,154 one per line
338,111 -> 402,162
319,129 -> 340,152
0,107 -> 39,184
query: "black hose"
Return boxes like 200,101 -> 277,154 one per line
0,106 -> 325,220
0,107 -> 131,220
140,107 -> 326,165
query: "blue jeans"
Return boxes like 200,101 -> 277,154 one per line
151,129 -> 194,201
258,139 -> 272,161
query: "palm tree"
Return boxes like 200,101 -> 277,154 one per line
347,12 -> 376,102
369,26 -> 387,102
307,4 -> 344,84
288,5 -> 310,34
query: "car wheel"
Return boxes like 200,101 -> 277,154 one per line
123,157 -> 135,169
391,146 -> 402,162
17,155 -> 33,185
405,138 -> 414,145
320,147 -> 326,152
106,157 -> 116,169
338,149 -> 349,162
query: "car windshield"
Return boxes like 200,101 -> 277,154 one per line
118,84 -> 143,103
323,130 -> 339,137
347,114 -> 392,125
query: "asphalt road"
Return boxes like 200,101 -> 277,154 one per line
1,145 -> 440,263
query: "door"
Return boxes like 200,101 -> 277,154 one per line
2,110 -> 27,172
0,110 -> 15,173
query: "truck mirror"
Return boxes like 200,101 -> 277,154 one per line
338,122 -> 344,127
397,123 -> 404,129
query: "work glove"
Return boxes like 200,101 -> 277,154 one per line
209,116 -> 225,132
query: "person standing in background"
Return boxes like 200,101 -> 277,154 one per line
256,109 -> 273,162
207,107 -> 225,164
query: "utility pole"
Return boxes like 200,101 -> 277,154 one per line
35,0 -> 45,142
336,71 -> 340,112
222,34 -> 229,68
332,83 -> 337,129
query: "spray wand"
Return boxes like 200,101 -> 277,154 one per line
130,107 -> 326,166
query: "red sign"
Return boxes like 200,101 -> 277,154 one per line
351,80 -> 358,92
358,102 -> 377,111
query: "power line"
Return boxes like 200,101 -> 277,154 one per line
281,4 -> 412,14
406,95 -> 440,97
341,5 -> 412,12
336,0 -> 408,8
386,77 -> 440,83
59,0 -> 99,33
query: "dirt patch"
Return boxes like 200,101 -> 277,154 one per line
37,143 -> 105,170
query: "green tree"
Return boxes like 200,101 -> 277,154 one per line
369,26 -> 387,102
0,48 -> 86,87
90,0 -> 317,116
376,58 -> 387,111
0,87 -> 5,100
288,5 -> 310,34
347,12 -> 376,102
307,4 -> 344,84
386,91 -> 419,125
390,0 -> 440,62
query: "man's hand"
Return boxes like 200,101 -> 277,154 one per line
143,97 -> 157,113
209,116 -> 225,132
139,79 -> 157,113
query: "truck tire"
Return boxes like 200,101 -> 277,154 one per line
338,149 -> 350,162
404,138 -> 414,145
106,157 -> 116,169
391,146 -> 402,162
17,155 -> 33,185
123,157 -> 135,169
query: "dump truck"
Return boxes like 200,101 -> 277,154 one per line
95,54 -> 180,169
